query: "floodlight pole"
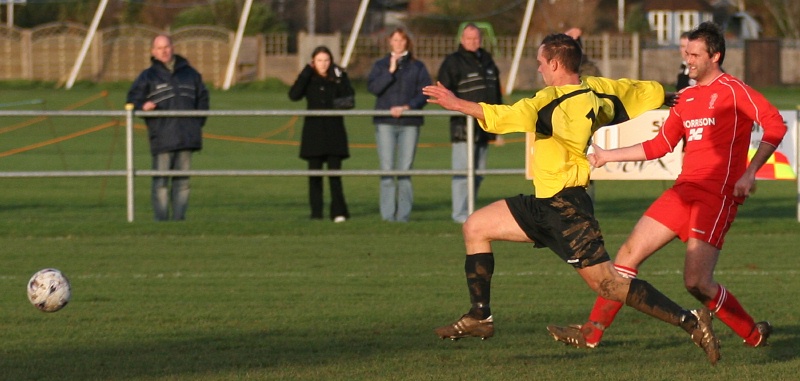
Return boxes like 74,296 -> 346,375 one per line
65,0 -> 108,89
7,0 -> 13,28
308,0 -> 316,36
222,0 -> 253,90
341,0 -> 369,68
505,0 -> 535,95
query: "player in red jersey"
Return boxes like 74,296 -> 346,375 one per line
547,21 -> 786,350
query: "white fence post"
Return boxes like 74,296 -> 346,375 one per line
467,116 -> 475,216
125,104 -> 135,222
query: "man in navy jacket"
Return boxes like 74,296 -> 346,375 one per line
127,34 -> 209,221
437,24 -> 502,223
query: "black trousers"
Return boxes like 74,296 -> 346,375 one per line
307,156 -> 349,220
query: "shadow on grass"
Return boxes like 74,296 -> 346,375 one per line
1,329 -> 426,380
761,323 -> 800,363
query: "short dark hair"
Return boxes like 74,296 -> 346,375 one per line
540,33 -> 582,74
688,21 -> 725,66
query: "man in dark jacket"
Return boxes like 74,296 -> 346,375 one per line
127,34 -> 209,221
676,31 -> 696,91
437,24 -> 502,223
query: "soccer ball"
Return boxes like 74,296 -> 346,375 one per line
27,268 -> 71,312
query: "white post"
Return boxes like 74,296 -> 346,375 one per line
65,0 -> 108,89
631,32 -> 639,79
341,0 -> 370,68
601,32 -> 611,77
7,0 -> 13,29
307,0 -> 316,36
467,116 -> 475,215
125,103 -> 135,222
618,0 -> 625,32
505,0 -> 535,95
222,0 -> 253,90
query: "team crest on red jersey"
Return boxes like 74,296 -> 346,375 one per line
709,93 -> 718,109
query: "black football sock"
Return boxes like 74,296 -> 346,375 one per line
465,253 -> 494,320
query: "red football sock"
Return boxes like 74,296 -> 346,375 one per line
583,265 -> 638,344
706,285 -> 760,346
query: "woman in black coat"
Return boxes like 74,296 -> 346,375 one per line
288,46 -> 354,222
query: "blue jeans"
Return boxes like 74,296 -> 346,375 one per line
375,123 -> 419,222
451,142 -> 488,223
152,150 -> 192,221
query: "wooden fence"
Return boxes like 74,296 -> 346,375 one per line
0,23 -> 795,89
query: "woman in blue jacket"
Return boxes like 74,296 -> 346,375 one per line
367,27 -> 431,222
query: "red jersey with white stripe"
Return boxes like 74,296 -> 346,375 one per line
642,73 -> 786,204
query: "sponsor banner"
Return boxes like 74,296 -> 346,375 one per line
525,110 -> 798,181
526,110 -> 683,180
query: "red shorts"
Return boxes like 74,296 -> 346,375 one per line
644,183 -> 738,249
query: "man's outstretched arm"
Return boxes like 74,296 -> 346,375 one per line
587,143 -> 647,168
423,82 -> 485,121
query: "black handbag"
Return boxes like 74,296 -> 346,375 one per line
331,65 -> 355,109
333,94 -> 355,110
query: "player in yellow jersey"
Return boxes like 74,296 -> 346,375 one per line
422,33 -> 721,365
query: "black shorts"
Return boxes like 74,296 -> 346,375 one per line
505,187 -> 610,269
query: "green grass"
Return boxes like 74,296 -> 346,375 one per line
1,83 -> 800,380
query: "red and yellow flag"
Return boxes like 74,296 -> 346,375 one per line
747,149 -> 796,180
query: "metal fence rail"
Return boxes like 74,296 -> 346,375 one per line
1,108 -> 523,222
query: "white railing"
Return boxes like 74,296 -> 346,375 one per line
0,107 -> 524,222
4,107 -> 800,223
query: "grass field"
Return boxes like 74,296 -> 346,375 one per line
1,82 -> 800,380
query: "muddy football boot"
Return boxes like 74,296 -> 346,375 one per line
435,314 -> 494,340
689,308 -> 721,365
546,324 -> 597,348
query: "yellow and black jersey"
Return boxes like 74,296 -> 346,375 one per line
478,76 -> 665,198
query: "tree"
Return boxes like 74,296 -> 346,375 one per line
747,0 -> 800,38
9,0 -> 126,28
407,0 -> 601,36
623,2 -> 650,35
407,0 -> 528,36
172,0 -> 286,34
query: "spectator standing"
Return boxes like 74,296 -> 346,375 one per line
676,31 -> 697,91
288,46 -> 353,222
367,27 -> 431,222
127,34 -> 209,221
437,23 -> 503,223
548,21 -> 783,351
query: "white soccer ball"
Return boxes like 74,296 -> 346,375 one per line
27,268 -> 71,312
